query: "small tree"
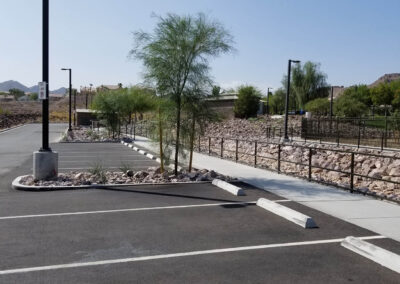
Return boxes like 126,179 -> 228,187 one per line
91,90 -> 121,138
334,95 -> 368,117
9,88 -> 25,100
233,85 -> 261,118
305,98 -> 330,116
130,13 -> 234,175
269,88 -> 286,114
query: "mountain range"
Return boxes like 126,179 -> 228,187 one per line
0,80 -> 67,95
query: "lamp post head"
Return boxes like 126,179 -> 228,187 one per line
291,60 -> 300,64
61,68 -> 71,71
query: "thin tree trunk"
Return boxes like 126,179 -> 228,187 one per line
188,114 -> 195,172
174,97 -> 181,175
158,107 -> 164,173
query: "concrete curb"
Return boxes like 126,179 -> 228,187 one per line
12,175 -> 211,191
212,178 -> 245,196
256,198 -> 317,228
122,141 -> 182,171
341,236 -> 400,274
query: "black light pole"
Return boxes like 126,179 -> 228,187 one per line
266,87 -> 273,115
89,83 -> 93,107
73,88 -> 76,125
283,59 -> 300,141
41,0 -> 50,151
61,68 -> 72,131
85,85 -> 89,109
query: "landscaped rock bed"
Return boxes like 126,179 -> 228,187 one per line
19,167 -> 235,187
61,126 -> 121,142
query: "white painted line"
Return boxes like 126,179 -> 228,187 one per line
212,179 -> 245,196
155,158 -> 161,163
274,199 -> 292,203
256,198 -> 317,228
0,124 -> 27,134
0,202 -> 255,220
146,153 -> 154,159
138,149 -> 146,155
0,235 -> 385,275
128,144 -> 133,148
133,146 -> 139,151
341,236 -> 400,274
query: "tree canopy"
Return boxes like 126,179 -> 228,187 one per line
130,13 -> 234,174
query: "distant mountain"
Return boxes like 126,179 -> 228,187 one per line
369,73 -> 400,88
0,80 -> 30,92
0,80 -> 66,95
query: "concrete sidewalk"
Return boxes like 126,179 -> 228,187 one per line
132,135 -> 400,242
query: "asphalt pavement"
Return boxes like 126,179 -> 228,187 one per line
0,183 -> 399,283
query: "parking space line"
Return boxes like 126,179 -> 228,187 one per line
0,235 -> 385,275
0,201 -> 257,220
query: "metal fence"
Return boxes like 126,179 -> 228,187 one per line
302,117 -> 400,149
196,136 -> 399,203
134,122 -> 400,203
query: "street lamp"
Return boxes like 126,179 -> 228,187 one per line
266,87 -> 273,115
283,59 -> 300,141
88,83 -> 93,107
61,68 -> 72,131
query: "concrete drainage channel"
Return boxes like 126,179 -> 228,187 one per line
122,140 -> 400,274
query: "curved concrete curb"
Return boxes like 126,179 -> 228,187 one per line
341,236 -> 400,274
12,175 -> 211,191
212,179 -> 245,196
122,141 -> 182,171
256,198 -> 317,228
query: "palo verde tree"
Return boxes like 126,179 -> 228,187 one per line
130,13 -> 234,175
281,61 -> 329,110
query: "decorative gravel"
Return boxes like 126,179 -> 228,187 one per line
19,167 -> 236,187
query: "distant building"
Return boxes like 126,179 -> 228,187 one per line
206,92 -> 238,118
0,94 -> 15,102
96,84 -> 122,92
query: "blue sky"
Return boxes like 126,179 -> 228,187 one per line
0,0 -> 399,94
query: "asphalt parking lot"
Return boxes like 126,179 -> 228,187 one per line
1,182 -> 399,283
52,142 -> 159,171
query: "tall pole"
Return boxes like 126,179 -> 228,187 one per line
68,70 -> 71,131
283,61 -> 292,141
266,87 -> 271,115
85,86 -> 88,109
74,89 -> 76,125
284,59 -> 300,141
41,0 -> 50,151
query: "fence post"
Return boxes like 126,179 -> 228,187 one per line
235,139 -> 238,162
277,144 -> 281,172
381,132 -> 384,150
208,137 -> 211,155
220,138 -> 224,158
308,148 -> 312,180
254,141 -> 258,167
350,152 -> 355,193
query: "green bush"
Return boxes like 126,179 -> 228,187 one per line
234,85 -> 261,118
305,98 -> 330,116
334,95 -> 368,117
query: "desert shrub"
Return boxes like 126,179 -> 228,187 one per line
334,95 -> 368,117
234,85 -> 262,118
305,98 -> 330,116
